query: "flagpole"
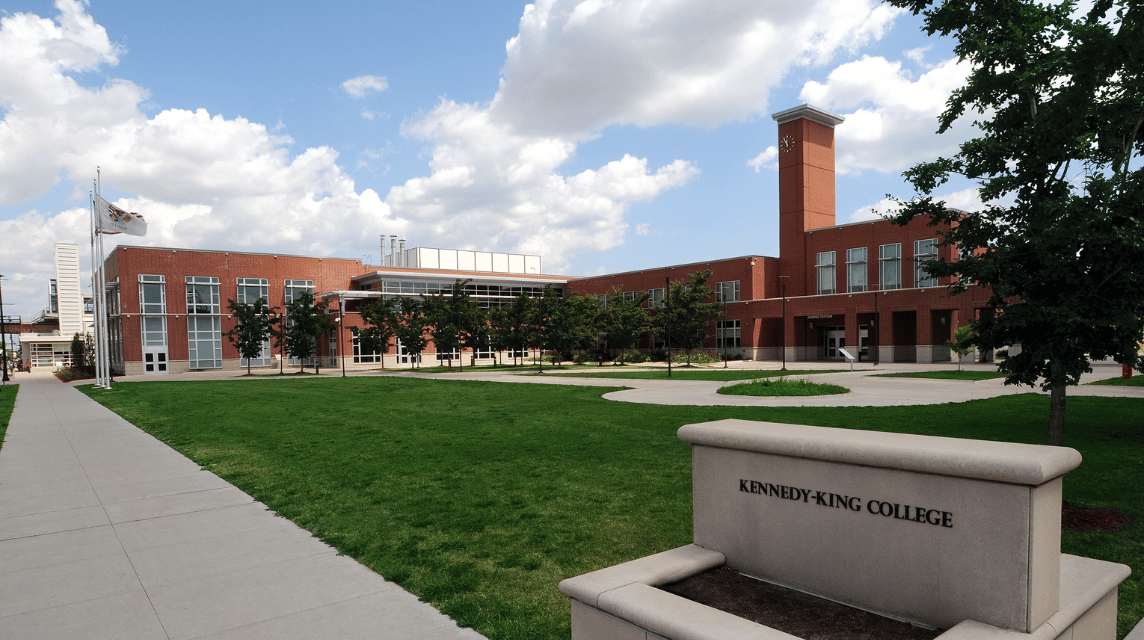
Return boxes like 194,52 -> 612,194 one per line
95,169 -> 111,388
90,189 -> 102,387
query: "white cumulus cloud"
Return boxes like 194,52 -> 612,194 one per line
748,147 -> 778,172
800,54 -> 975,174
341,75 -> 389,98
0,1 -> 401,314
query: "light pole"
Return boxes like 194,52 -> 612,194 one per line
779,275 -> 789,371
337,296 -> 346,378
872,285 -> 880,366
722,296 -> 728,369
665,276 -> 672,378
0,275 -> 8,383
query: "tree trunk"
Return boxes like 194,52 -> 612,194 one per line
1049,383 -> 1066,446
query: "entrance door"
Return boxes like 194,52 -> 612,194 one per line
824,326 -> 845,360
142,347 -> 168,374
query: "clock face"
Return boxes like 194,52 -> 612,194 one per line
780,134 -> 796,152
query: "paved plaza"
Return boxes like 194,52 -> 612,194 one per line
1,361 -> 1140,639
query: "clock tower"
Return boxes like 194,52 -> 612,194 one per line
771,104 -> 845,296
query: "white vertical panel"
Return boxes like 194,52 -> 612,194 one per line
492,253 -> 509,272
508,254 -> 525,273
440,249 -> 458,270
54,243 -> 84,336
421,248 -> 438,269
475,251 -> 492,272
525,255 -> 541,274
458,250 -> 476,271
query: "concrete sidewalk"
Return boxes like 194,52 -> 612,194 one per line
0,373 -> 485,640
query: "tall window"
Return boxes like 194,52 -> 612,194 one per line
648,288 -> 665,308
139,275 -> 168,372
879,243 -> 901,291
621,290 -> 638,302
816,251 -> 836,295
49,279 -> 58,313
186,276 -> 222,368
914,239 -> 939,288
847,248 -> 868,293
236,278 -> 271,366
716,320 -> 741,349
715,281 -> 740,303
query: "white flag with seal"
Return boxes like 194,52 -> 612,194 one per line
95,195 -> 148,236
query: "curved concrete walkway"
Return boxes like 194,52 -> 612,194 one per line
0,372 -> 484,640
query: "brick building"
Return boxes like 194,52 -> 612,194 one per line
102,245 -> 570,375
568,104 -> 992,364
98,103 -> 991,375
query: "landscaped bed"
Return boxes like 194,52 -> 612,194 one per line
541,369 -> 849,381
717,377 -> 849,396
79,378 -> 1142,639
872,370 -> 1009,381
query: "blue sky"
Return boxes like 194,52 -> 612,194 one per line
0,0 -> 985,317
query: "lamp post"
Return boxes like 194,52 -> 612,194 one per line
0,275 -> 8,383
722,296 -> 728,369
779,275 -> 789,371
337,297 -> 346,378
872,285 -> 880,366
665,276 -> 672,378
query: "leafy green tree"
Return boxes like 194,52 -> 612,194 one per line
226,298 -> 278,375
663,270 -> 722,365
70,332 -> 86,369
888,0 -> 1144,445
493,293 -> 536,366
541,288 -> 603,365
354,298 -> 396,369
946,324 -> 974,372
284,292 -> 335,374
391,296 -> 429,369
603,288 -> 651,363
422,280 -> 480,370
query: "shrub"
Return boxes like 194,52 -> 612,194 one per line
668,352 -> 720,365
615,350 -> 651,363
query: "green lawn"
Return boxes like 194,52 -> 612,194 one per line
80,379 -> 1143,639
873,370 -> 1009,381
717,377 -> 849,396
536,369 -> 848,381
1088,375 -> 1144,387
0,384 -> 17,449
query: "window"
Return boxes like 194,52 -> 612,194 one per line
716,320 -> 741,349
49,279 -> 58,314
847,248 -> 867,293
236,278 -> 271,367
648,288 -> 665,308
139,275 -> 168,372
186,276 -> 222,368
621,291 -> 638,302
914,239 -> 939,288
236,277 -> 269,304
715,281 -> 740,303
816,252 -> 836,295
352,335 -> 383,364
284,279 -> 314,303
879,243 -> 901,291
598,293 -> 608,309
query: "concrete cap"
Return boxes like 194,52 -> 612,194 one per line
771,104 -> 846,127
558,544 -> 725,607
677,420 -> 1082,486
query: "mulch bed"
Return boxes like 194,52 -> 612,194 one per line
662,566 -> 942,640
1062,502 -> 1132,532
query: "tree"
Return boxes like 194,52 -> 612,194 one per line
541,288 -> 603,365
946,324 -> 974,372
226,298 -> 277,375
494,293 -> 535,366
391,296 -> 429,369
888,0 -> 1144,445
70,332 -> 86,370
663,270 -> 722,365
355,298 -> 396,369
422,280 -> 479,370
603,288 -> 651,362
283,291 -> 335,374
